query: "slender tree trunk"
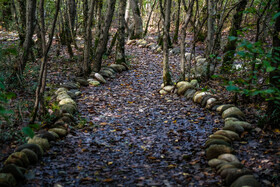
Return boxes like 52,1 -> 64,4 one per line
31,0 -> 61,123
205,0 -> 216,79
179,0 -> 194,81
173,0 -> 181,44
130,0 -> 143,39
162,0 -> 172,86
221,0 -> 248,73
17,0 -> 26,46
125,0 -> 130,23
116,0 -> 127,64
82,0 -> 95,75
143,0 -> 156,36
93,0 -> 116,72
18,0 -> 37,76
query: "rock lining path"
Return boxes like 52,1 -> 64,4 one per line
24,45 -> 225,186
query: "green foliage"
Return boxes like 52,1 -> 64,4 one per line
22,124 -> 40,139
0,79 -> 14,124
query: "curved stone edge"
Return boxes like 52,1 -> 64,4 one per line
159,80 -> 260,187
0,64 -> 128,186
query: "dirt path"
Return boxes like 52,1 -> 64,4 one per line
23,45 -> 225,186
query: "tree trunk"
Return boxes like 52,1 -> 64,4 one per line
93,0 -> 116,72
221,0 -> 248,73
130,0 -> 143,39
143,0 -> 156,36
266,0 -> 280,129
18,0 -> 37,76
173,0 -> 181,44
31,0 -> 61,123
82,0 -> 95,75
162,0 -> 172,86
116,0 -> 127,64
179,0 -> 194,81
17,0 -> 26,46
205,0 -> 216,79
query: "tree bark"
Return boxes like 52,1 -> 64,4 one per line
31,0 -> 61,123
82,0 -> 95,75
116,0 -> 127,64
130,0 -> 143,39
162,0 -> 172,86
93,0 -> 116,72
179,0 -> 194,81
143,0 -> 156,37
18,0 -> 37,76
221,0 -> 248,73
173,0 -> 181,44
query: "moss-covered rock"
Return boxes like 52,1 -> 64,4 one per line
208,159 -> 228,168
205,139 -> 231,148
0,173 -> 17,187
225,168 -> 252,185
217,104 -> 235,114
194,92 -> 212,104
206,144 -> 233,160
218,154 -> 239,163
88,79 -> 101,86
15,144 -> 44,159
214,130 -> 240,141
109,64 -> 125,73
209,134 -> 232,143
176,81 -> 193,95
61,82 -> 80,90
27,136 -> 50,151
20,149 -> 38,165
55,88 -> 68,95
4,152 -> 29,168
190,79 -> 199,88
0,164 -> 25,181
230,175 -> 260,187
48,131 -> 60,139
38,131 -> 56,142
48,128 -> 67,137
60,103 -> 77,114
223,122 -> 245,134
217,164 -> 238,174
159,89 -> 168,95
56,93 -> 71,102
205,98 -> 218,109
75,77 -> 89,86
59,98 -> 76,106
226,120 -> 252,130
222,107 -> 245,120
184,89 -> 197,99
163,85 -> 174,92
201,95 -> 215,108
94,73 -> 106,84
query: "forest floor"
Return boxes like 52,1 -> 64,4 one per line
0,31 -> 279,186
20,40 -> 280,186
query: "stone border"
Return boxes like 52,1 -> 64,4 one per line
159,81 -> 261,187
0,64 -> 128,186
129,38 -> 261,186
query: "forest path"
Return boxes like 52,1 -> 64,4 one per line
24,45 -> 224,186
